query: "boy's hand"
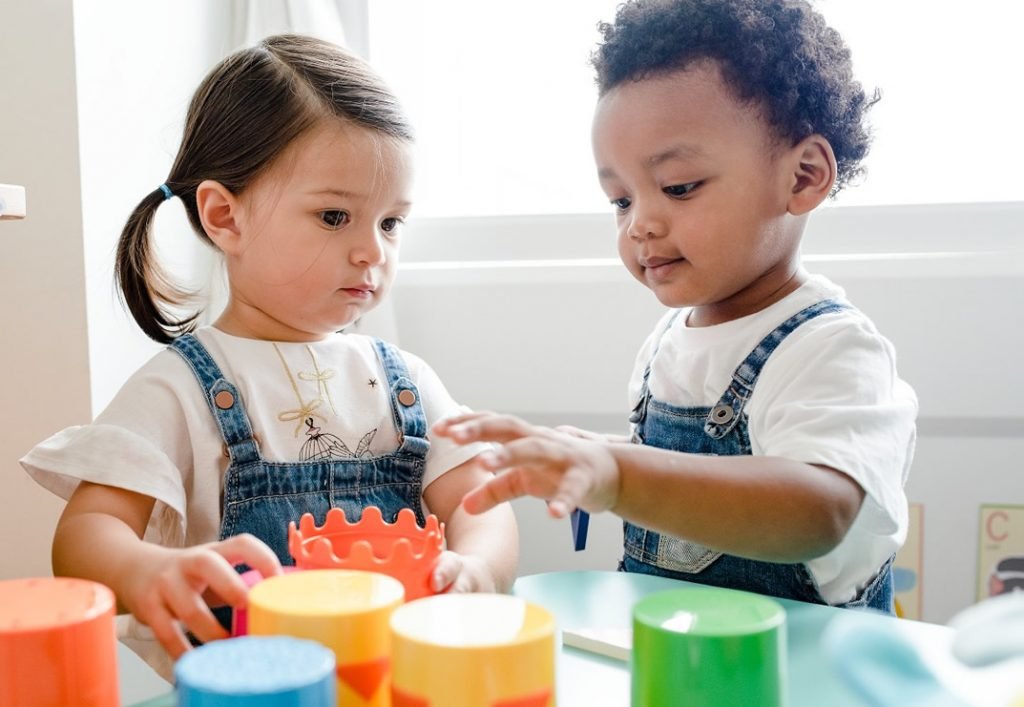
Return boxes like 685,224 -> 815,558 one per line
555,424 -> 631,444
430,551 -> 496,594
121,534 -> 281,659
433,412 -> 620,519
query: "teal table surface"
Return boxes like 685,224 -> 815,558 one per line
126,569 -> 953,706
511,570 -> 953,706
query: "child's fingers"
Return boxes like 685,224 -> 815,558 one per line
554,425 -> 600,440
214,533 -> 283,586
461,473 -> 516,515
145,603 -> 192,660
431,411 -> 496,434
430,551 -> 463,592
163,577 -> 229,645
181,549 -> 252,610
462,464 -> 553,514
438,414 -> 537,445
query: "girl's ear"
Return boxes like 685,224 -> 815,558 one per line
786,135 -> 837,216
195,180 -> 243,253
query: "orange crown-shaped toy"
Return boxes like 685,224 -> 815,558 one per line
288,506 -> 445,601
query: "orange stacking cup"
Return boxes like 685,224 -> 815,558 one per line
248,569 -> 405,707
0,577 -> 119,707
289,506 -> 444,601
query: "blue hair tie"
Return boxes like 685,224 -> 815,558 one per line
158,184 -> 174,200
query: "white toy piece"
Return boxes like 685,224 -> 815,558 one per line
0,184 -> 27,220
950,591 -> 1024,668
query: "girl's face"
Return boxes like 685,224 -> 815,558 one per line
221,121 -> 413,341
592,62 -> 807,326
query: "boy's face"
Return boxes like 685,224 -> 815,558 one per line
592,62 -> 806,324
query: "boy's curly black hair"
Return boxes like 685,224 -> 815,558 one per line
592,0 -> 878,193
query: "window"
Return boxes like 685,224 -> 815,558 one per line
368,1 -> 1024,218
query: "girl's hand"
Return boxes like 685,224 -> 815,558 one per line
430,551 -> 496,594
433,412 -> 621,519
120,534 -> 282,659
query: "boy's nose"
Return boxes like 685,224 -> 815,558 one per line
627,213 -> 667,240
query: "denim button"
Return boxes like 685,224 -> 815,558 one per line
398,389 -> 417,407
215,391 -> 235,410
710,404 -> 734,424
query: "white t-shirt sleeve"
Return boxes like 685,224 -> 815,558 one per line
401,350 -> 490,489
627,309 -> 681,411
749,312 -> 918,535
19,350 -> 201,547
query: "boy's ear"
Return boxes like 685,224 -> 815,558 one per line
195,180 -> 243,253
787,135 -> 837,216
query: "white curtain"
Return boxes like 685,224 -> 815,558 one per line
228,0 -> 370,56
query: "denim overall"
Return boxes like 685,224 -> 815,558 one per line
170,334 -> 430,629
621,299 -> 894,612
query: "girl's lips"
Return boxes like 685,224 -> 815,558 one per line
341,287 -> 374,299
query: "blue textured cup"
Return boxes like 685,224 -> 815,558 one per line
175,635 -> 336,706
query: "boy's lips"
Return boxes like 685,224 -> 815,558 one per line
640,255 -> 687,284
640,255 -> 686,269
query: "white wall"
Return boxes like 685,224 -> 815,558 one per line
74,1 -> 233,417
0,1 -> 232,580
0,0 -> 91,580
383,203 -> 1024,624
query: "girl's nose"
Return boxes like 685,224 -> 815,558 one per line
350,228 -> 386,265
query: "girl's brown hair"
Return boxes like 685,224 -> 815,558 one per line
115,34 -> 413,343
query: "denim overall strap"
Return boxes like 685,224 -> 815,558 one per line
372,338 -> 430,458
620,297 -> 895,611
629,309 -> 685,432
169,334 -> 261,464
703,299 -> 848,439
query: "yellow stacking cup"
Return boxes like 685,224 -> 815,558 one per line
389,593 -> 557,706
247,569 -> 405,707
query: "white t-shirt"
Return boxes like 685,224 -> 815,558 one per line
627,274 -> 917,604
21,327 -> 485,678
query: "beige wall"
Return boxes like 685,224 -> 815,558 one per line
0,0 -> 91,579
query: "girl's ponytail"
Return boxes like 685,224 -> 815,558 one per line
114,185 -> 199,344
114,35 -> 411,344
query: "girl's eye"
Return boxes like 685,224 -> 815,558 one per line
319,210 -> 349,229
380,217 -> 404,233
664,182 -> 700,198
610,197 -> 631,212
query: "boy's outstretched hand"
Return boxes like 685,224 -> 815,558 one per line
432,412 -> 621,519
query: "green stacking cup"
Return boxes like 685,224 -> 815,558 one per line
631,587 -> 787,707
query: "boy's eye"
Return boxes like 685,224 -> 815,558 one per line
663,182 -> 700,198
319,210 -> 349,229
610,197 -> 631,211
380,217 -> 404,233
